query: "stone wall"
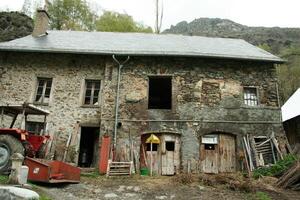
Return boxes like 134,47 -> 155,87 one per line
0,52 -> 285,172
100,56 -> 284,172
0,52 -> 105,161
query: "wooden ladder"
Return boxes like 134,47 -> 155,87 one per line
106,160 -> 133,176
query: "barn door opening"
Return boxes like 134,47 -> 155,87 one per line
78,127 -> 99,167
200,133 -> 236,173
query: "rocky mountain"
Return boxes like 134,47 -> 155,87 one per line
164,18 -> 300,54
0,12 -> 33,42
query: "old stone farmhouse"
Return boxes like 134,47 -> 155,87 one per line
0,10 -> 287,174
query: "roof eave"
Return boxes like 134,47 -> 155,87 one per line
0,47 -> 284,64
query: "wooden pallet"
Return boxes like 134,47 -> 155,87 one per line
106,160 -> 133,176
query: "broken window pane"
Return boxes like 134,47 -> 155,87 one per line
84,80 -> 101,105
35,78 -> 52,104
148,76 -> 172,109
243,87 -> 258,106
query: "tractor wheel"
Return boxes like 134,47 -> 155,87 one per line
0,135 -> 25,173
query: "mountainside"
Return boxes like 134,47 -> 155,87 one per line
0,12 -> 33,42
164,18 -> 300,104
164,18 -> 300,54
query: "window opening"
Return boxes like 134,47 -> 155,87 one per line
244,87 -> 258,106
35,78 -> 52,104
146,143 -> 158,151
148,76 -> 172,109
84,80 -> 101,105
166,141 -> 175,151
204,144 -> 216,150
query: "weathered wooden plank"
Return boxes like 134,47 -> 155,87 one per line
219,134 -> 236,173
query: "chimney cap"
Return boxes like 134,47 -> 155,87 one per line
36,9 -> 50,19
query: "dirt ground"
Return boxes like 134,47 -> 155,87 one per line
34,174 -> 300,200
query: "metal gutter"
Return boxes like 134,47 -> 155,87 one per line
112,55 -> 130,151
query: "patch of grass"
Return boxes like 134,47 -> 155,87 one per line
255,192 -> 271,200
81,170 -> 101,178
30,184 -> 53,200
253,154 -> 298,179
0,175 -> 9,184
39,194 -> 52,200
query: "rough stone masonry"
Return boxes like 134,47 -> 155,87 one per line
0,51 -> 287,173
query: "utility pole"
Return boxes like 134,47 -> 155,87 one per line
155,0 -> 163,34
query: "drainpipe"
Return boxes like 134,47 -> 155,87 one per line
112,55 -> 130,154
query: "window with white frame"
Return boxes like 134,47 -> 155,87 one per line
35,78 -> 52,104
243,87 -> 258,106
83,80 -> 101,105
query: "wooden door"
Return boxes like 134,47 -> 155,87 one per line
200,143 -> 219,173
200,134 -> 236,173
161,148 -> 174,175
219,134 -> 236,172
146,143 -> 160,175
161,135 -> 180,175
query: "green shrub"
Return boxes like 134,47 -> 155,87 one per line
253,154 -> 298,179
0,175 -> 9,184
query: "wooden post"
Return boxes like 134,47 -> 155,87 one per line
43,115 -> 47,135
0,107 -> 4,128
150,142 -> 153,176
20,104 -> 26,129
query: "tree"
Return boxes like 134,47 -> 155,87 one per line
21,0 -> 33,17
258,43 -> 272,53
47,0 -> 96,31
21,0 -> 43,17
277,45 -> 300,104
95,11 -> 152,33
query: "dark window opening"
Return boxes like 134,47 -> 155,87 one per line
148,76 -> 172,109
78,127 -> 99,167
244,87 -> 258,106
146,143 -> 158,151
204,144 -> 215,150
26,121 -> 44,135
84,80 -> 101,106
166,141 -> 175,151
35,78 -> 52,104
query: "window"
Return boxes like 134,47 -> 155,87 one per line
204,144 -> 216,150
84,80 -> 101,105
26,121 -> 44,135
146,143 -> 158,151
244,87 -> 258,106
148,76 -> 172,109
35,78 -> 52,104
166,141 -> 175,151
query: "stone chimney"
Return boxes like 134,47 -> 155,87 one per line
32,9 -> 50,37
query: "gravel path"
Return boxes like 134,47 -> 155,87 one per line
35,176 -> 300,200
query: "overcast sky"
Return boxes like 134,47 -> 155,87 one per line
0,0 -> 299,30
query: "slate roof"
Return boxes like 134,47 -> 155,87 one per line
0,31 -> 283,63
281,88 -> 300,122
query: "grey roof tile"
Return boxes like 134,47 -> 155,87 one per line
0,31 -> 283,63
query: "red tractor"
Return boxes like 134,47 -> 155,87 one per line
0,103 -> 50,173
